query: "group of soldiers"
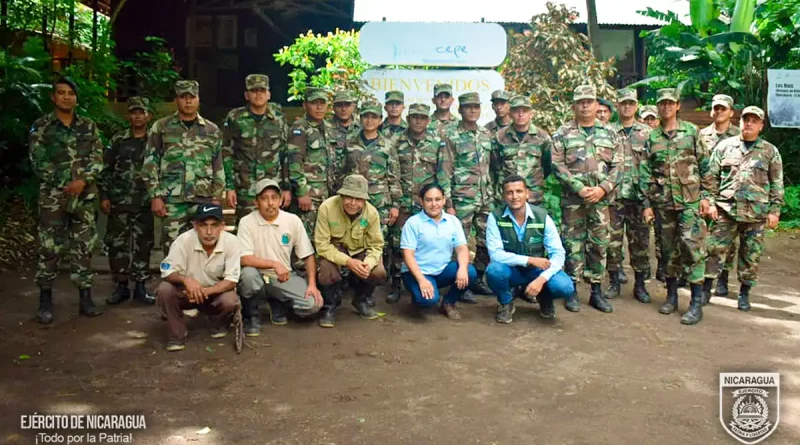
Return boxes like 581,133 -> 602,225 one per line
28,72 -> 784,329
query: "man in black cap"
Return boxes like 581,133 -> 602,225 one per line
156,204 -> 241,351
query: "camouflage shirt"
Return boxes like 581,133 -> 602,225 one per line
484,118 -> 510,137
29,112 -> 104,197
222,104 -> 288,197
341,132 -> 402,209
492,124 -> 553,205
699,123 -> 740,155
142,112 -> 225,203
551,119 -> 623,206
609,121 -> 651,201
98,129 -> 148,208
428,113 -> 460,135
287,116 -> 336,201
444,122 -> 495,209
379,118 -> 408,140
640,120 -> 710,210
707,136 -> 784,222
394,129 -> 454,211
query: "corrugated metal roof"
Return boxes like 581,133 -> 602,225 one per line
353,0 -> 692,26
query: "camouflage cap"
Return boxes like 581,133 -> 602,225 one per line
385,90 -> 404,103
617,88 -> 638,103
338,174 -> 370,200
332,90 -> 357,104
573,85 -> 597,101
509,95 -> 533,109
359,101 -> 383,117
597,98 -> 614,109
175,80 -> 199,96
491,90 -> 511,102
711,94 -> 734,109
640,105 -> 658,119
245,74 -> 269,90
127,96 -> 150,111
407,103 -> 431,116
254,178 -> 281,195
656,88 -> 680,103
305,87 -> 328,102
433,83 -> 453,97
458,92 -> 481,105
741,105 -> 765,120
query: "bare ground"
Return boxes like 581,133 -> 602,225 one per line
1,233 -> 799,445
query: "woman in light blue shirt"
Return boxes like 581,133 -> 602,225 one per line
400,184 -> 478,320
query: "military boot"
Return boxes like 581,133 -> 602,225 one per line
633,271 -> 651,303
266,298 -> 287,325
241,297 -> 261,337
467,275 -> 492,297
589,283 -> 613,313
617,268 -> 629,284
78,288 -> 103,317
715,270 -> 730,296
605,270 -> 621,299
353,293 -> 379,320
564,288 -> 580,312
37,287 -> 54,324
106,281 -> 130,305
738,283 -> 752,311
318,284 -> 341,328
659,278 -> 679,315
133,281 -> 156,305
680,284 -> 704,325
701,278 -> 714,306
385,276 -> 402,304
655,259 -> 666,282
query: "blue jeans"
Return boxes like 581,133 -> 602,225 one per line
401,261 -> 478,307
485,262 -> 575,305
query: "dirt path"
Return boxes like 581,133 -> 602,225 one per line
1,233 -> 799,445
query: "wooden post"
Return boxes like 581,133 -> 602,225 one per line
585,0 -> 601,57
187,0 -> 196,79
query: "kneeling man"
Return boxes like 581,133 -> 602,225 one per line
157,204 -> 241,351
237,178 -> 323,336
315,174 -> 386,327
486,175 -> 575,323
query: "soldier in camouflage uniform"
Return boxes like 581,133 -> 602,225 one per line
287,87 -> 336,239
380,90 -> 408,140
702,106 -> 783,311
222,74 -> 290,222
142,80 -> 225,255
484,90 -> 511,137
444,92 -> 495,296
604,89 -> 651,303
429,83 -> 460,134
328,90 -> 361,191
99,96 -> 155,306
698,94 -> 741,297
551,85 -> 623,314
640,88 -> 712,325
29,77 -> 104,323
386,103 -> 455,304
596,98 -> 613,125
640,106 -> 659,129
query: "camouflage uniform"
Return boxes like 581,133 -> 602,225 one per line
639,93 -> 710,284
484,90 -> 511,137
491,95 -> 553,205
142,80 -> 225,254
99,100 -> 154,284
287,87 -> 336,238
222,75 -> 289,221
444,93 -> 495,275
704,109 -> 783,287
29,111 -> 104,290
380,90 -> 408,140
428,83 -> 460,135
552,116 -> 623,285
328,90 -> 361,192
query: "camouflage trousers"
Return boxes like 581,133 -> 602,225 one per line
106,205 -> 154,283
160,202 -> 198,255
36,188 -> 97,290
561,203 -> 609,284
455,202 -> 491,274
712,222 -> 737,272
654,211 -> 663,262
298,197 -> 325,242
654,206 -> 707,284
704,210 -> 764,286
234,194 -> 257,223
389,208 -> 413,279
607,199 -> 651,274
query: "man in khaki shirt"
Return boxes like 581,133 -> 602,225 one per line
237,178 -> 323,336
157,204 -> 241,351
315,174 -> 386,327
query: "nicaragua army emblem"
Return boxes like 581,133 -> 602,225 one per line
720,373 -> 780,444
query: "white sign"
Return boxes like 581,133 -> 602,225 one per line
720,372 -> 780,444
358,22 -> 507,67
767,69 -> 800,128
362,69 -> 505,125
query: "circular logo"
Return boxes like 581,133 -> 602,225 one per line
359,218 -> 368,228
281,233 -> 291,245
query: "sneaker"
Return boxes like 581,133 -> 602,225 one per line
244,317 -> 261,337
267,299 -> 288,325
495,302 -> 516,324
166,338 -> 186,352
539,298 -> 556,319
210,325 -> 228,339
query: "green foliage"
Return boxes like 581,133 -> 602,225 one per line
120,37 -> 182,102
780,185 -> 800,229
274,29 -> 374,103
7,0 -> 110,49
500,2 -> 618,134
754,0 -> 800,69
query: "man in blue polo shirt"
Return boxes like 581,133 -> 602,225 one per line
486,174 -> 574,323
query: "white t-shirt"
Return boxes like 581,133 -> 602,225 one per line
237,210 -> 314,274
160,230 -> 241,287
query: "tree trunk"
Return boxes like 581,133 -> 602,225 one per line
586,0 -> 601,57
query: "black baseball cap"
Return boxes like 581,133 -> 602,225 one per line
194,204 -> 224,221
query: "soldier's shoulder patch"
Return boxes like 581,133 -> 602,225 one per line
292,129 -> 303,136
160,261 -> 171,271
